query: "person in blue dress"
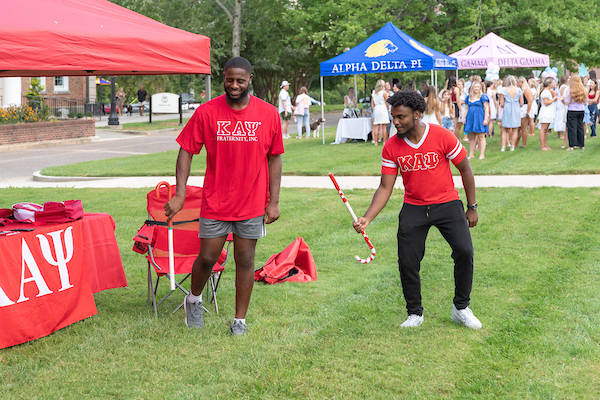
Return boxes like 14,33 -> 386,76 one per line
464,81 -> 490,159
499,75 -> 523,151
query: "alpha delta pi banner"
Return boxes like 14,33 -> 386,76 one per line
0,222 -> 97,349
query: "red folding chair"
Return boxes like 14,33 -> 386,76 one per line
133,185 -> 232,317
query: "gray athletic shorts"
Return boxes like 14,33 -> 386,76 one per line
199,216 -> 266,239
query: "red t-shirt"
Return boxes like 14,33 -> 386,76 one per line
177,94 -> 284,220
381,123 -> 466,206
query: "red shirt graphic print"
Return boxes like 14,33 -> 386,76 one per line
381,123 -> 466,206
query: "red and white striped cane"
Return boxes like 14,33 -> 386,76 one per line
329,173 -> 376,264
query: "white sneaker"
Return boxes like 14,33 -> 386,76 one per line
510,145 -> 515,151
400,314 -> 424,328
450,305 -> 482,329
500,146 -> 505,152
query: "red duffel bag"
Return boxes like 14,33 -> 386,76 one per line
34,200 -> 84,223
255,237 -> 317,284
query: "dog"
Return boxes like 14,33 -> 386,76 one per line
123,104 -> 133,116
302,117 -> 323,137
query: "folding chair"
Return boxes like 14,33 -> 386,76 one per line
133,185 -> 232,317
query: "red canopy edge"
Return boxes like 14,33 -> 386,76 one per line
0,0 -> 211,77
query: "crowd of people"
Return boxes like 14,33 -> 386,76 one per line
278,71 -> 600,153
438,71 -> 599,154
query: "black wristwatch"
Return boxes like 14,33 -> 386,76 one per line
467,203 -> 478,211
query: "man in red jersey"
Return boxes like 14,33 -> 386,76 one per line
353,91 -> 482,329
165,57 -> 284,335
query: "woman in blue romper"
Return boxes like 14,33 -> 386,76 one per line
464,81 -> 490,160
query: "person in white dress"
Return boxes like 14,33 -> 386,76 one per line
370,79 -> 390,145
343,87 -> 358,118
554,75 -> 568,140
422,86 -> 442,125
486,80 -> 498,137
538,78 -> 557,151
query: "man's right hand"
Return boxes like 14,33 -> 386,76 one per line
353,217 -> 370,233
164,195 -> 185,223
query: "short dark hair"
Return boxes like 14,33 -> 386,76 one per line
387,91 -> 426,113
224,56 -> 252,74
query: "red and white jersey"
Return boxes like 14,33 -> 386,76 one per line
381,123 -> 466,206
177,94 -> 284,220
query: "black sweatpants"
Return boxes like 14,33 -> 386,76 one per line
567,110 -> 585,148
397,200 -> 474,316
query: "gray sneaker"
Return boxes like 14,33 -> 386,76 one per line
184,296 -> 204,329
230,320 -> 248,336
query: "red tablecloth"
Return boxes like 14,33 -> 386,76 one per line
0,213 -> 127,349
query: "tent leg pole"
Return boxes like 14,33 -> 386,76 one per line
206,74 -> 211,101
320,75 -> 325,144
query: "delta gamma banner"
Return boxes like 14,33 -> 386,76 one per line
320,22 -> 457,77
0,221 -> 98,349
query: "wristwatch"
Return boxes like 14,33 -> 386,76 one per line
467,203 -> 478,211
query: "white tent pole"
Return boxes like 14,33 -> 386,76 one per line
354,74 -> 358,102
456,69 -> 458,81
431,70 -> 433,86
320,75 -> 325,144
435,70 -> 438,89
206,74 -> 211,101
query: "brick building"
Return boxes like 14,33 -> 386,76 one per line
0,76 -> 96,107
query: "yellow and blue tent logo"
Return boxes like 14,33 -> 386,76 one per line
365,40 -> 398,58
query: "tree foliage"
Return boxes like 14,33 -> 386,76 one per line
110,0 -> 600,104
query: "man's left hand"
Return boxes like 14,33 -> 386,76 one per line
466,209 -> 478,228
264,203 -> 280,224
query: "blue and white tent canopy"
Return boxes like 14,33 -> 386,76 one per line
320,22 -> 457,76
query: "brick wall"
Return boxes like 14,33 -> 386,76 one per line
0,119 -> 95,146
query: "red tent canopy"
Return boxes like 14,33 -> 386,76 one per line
0,0 -> 211,77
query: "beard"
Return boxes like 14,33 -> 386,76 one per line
225,87 -> 249,103
395,130 -> 408,139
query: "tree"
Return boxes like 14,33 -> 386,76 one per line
212,0 -> 243,57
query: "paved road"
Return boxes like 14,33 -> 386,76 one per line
0,129 -> 182,182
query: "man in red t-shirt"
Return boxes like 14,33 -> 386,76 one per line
165,57 -> 284,335
353,91 -> 482,330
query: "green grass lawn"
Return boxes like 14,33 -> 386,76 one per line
1,187 -> 599,398
42,127 -> 600,177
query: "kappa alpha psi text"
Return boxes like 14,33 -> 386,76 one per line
388,152 -> 441,172
216,120 -> 261,142
0,227 -> 75,307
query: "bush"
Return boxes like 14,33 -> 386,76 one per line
86,111 -> 93,118
76,112 -> 84,119
67,111 -> 76,119
0,105 -> 39,124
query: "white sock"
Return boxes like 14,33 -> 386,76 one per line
188,292 -> 202,303
233,318 -> 246,324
